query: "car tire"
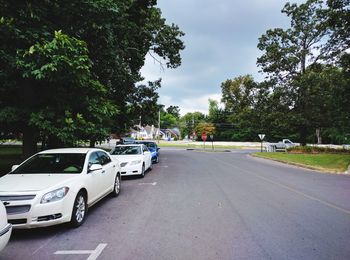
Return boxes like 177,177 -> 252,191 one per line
140,164 -> 145,178
70,191 -> 87,228
111,174 -> 121,197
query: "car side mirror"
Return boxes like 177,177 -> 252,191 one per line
11,165 -> 19,172
88,164 -> 103,172
157,148 -> 160,151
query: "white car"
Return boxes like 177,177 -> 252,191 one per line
0,201 -> 11,251
110,144 -> 152,178
0,148 -> 121,229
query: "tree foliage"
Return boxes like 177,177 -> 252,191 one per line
179,112 -> 205,139
0,0 -> 184,156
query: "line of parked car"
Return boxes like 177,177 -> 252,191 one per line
0,139 -> 160,252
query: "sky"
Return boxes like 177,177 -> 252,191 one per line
141,0 -> 303,116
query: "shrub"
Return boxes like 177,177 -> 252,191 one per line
287,146 -> 350,154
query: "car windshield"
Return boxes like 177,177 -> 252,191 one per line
11,153 -> 86,174
111,146 -> 142,155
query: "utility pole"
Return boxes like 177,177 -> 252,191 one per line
192,113 -> 195,139
158,110 -> 160,144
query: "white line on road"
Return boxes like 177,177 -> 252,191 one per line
54,243 -> 107,260
158,165 -> 169,168
139,182 -> 157,186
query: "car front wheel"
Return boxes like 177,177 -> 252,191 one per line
111,174 -> 121,197
70,191 -> 87,228
140,164 -> 145,178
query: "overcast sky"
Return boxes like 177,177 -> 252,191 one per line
141,0 -> 303,116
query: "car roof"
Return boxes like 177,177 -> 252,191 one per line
115,144 -> 143,147
38,148 -> 105,154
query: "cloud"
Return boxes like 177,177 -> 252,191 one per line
141,0 -> 305,114
159,93 -> 223,116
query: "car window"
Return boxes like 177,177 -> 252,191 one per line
97,151 -> 111,165
147,143 -> 156,149
88,152 -> 101,167
12,153 -> 86,174
111,146 -> 142,155
143,145 -> 149,152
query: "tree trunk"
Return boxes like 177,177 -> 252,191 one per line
300,125 -> 307,146
47,135 -> 65,149
316,128 -> 322,144
89,139 -> 96,148
22,126 -> 38,159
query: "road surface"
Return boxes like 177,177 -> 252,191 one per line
1,148 -> 350,259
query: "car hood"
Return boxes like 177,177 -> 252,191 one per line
110,154 -> 142,163
0,174 -> 80,192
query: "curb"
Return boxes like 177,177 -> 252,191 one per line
345,165 -> 350,175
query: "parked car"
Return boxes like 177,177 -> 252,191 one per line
265,139 -> 297,152
135,140 -> 160,163
0,148 -> 121,229
110,144 -> 152,178
116,137 -> 136,145
0,201 -> 11,251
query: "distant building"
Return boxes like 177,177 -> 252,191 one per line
129,125 -> 180,140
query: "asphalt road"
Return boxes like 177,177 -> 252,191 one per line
1,148 -> 350,260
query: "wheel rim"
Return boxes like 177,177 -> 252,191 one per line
115,176 -> 120,194
75,195 -> 85,223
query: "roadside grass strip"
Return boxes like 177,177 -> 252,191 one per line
253,152 -> 350,173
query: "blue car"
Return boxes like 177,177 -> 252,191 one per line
136,141 -> 160,163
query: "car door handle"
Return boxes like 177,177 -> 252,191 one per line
113,165 -> 116,168
102,170 -> 105,173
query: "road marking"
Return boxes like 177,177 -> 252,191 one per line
158,165 -> 169,168
139,182 -> 157,186
213,157 -> 350,216
54,243 -> 107,260
32,232 -> 62,256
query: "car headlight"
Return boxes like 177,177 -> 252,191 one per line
120,162 -> 128,167
41,187 -> 69,204
130,160 -> 141,165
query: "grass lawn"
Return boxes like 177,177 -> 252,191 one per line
0,145 -> 23,176
254,152 -> 350,173
158,142 -> 241,149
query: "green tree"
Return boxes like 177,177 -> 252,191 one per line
257,0 -> 331,144
326,0 -> 350,57
160,112 -> 177,129
257,0 -> 329,82
220,75 -> 260,140
4,30 -> 116,154
179,112 -> 205,139
166,105 -> 181,119
125,79 -> 162,128
0,0 -> 185,156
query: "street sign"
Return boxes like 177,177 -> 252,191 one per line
258,134 -> 265,152
201,132 -> 207,141
258,134 -> 265,140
